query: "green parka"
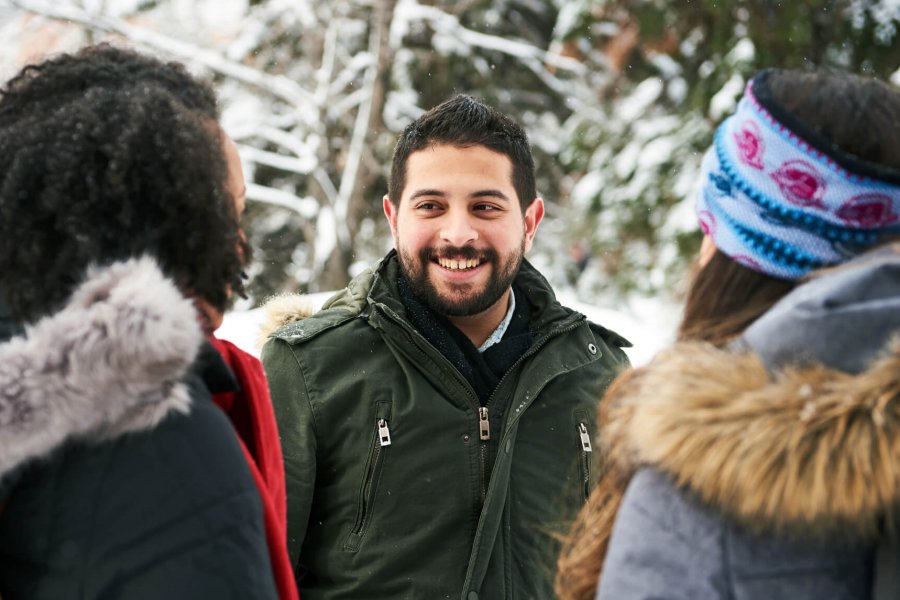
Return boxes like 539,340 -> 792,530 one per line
262,252 -> 630,600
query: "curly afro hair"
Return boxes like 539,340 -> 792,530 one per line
0,44 -> 247,322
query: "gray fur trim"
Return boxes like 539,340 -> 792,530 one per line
0,256 -> 202,478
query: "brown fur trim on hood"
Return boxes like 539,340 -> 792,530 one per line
604,337 -> 900,537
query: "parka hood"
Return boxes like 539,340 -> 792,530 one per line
0,257 -> 202,481
605,247 -> 900,538
259,257 -> 380,346
258,293 -> 329,348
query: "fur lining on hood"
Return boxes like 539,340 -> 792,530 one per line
257,293 -> 322,349
604,337 -> 900,537
0,257 -> 202,480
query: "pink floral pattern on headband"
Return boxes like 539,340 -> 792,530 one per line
836,193 -> 900,227
734,120 -> 765,170
771,160 -> 826,209
698,210 -> 716,236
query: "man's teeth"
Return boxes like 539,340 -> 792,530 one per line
438,258 -> 480,270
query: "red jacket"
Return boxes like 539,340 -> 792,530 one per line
210,336 -> 298,600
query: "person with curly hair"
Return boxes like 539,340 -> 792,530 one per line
556,69 -> 900,600
0,44 -> 291,598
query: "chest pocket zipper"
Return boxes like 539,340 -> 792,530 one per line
343,401 -> 392,552
575,410 -> 593,502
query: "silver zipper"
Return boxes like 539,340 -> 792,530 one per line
578,422 -> 592,452
478,407 -> 490,441
377,418 -> 392,447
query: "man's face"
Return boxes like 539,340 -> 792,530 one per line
383,143 -> 543,318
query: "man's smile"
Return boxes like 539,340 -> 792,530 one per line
436,257 -> 483,270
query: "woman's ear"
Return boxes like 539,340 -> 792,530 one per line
699,235 -> 717,269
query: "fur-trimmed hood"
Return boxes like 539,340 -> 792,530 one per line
604,248 -> 900,538
604,338 -> 900,537
0,257 -> 203,480
258,256 -> 377,348
258,292 -> 327,348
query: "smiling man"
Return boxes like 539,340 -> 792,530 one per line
261,95 -> 631,600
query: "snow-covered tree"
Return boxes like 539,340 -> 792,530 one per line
3,0 -> 899,308
545,0 -> 900,299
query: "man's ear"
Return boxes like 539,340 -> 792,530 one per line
523,197 -> 544,253
383,195 -> 399,242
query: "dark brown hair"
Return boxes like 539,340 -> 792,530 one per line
677,250 -> 795,344
387,94 -> 537,210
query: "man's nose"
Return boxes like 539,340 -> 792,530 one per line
439,211 -> 478,247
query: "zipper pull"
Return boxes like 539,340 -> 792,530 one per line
478,407 -> 491,441
377,418 -> 392,447
578,422 -> 592,452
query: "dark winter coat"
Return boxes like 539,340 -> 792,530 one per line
595,246 -> 900,600
0,258 -> 278,599
262,251 -> 631,600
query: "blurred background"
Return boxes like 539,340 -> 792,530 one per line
2,0 -> 899,359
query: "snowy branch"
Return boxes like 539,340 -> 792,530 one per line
394,0 -> 587,75
236,144 -> 317,176
246,183 -> 318,219
10,0 -> 317,109
321,15 -> 383,275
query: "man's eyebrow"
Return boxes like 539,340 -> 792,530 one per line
408,189 -> 446,201
472,189 -> 512,202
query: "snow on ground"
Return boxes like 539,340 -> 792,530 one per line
218,292 -> 679,367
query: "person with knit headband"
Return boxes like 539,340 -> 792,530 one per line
555,68 -> 900,600
697,69 -> 899,279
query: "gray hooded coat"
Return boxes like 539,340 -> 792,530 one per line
595,246 -> 900,600
0,258 -> 278,599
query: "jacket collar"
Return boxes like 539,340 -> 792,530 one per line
262,250 -> 584,341
367,250 -> 582,336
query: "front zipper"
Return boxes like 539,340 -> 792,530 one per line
344,407 -> 392,552
478,407 -> 490,505
478,407 -> 490,440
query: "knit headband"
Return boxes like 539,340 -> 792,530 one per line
695,71 -> 900,279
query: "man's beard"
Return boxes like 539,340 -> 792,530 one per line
398,243 -> 524,317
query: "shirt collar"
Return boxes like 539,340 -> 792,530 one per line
478,288 -> 516,352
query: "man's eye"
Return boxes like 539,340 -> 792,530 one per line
474,204 -> 500,212
416,202 -> 439,210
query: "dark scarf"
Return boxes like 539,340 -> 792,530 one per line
397,276 -> 533,405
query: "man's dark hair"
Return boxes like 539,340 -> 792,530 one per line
0,44 -> 246,322
387,94 -> 537,210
